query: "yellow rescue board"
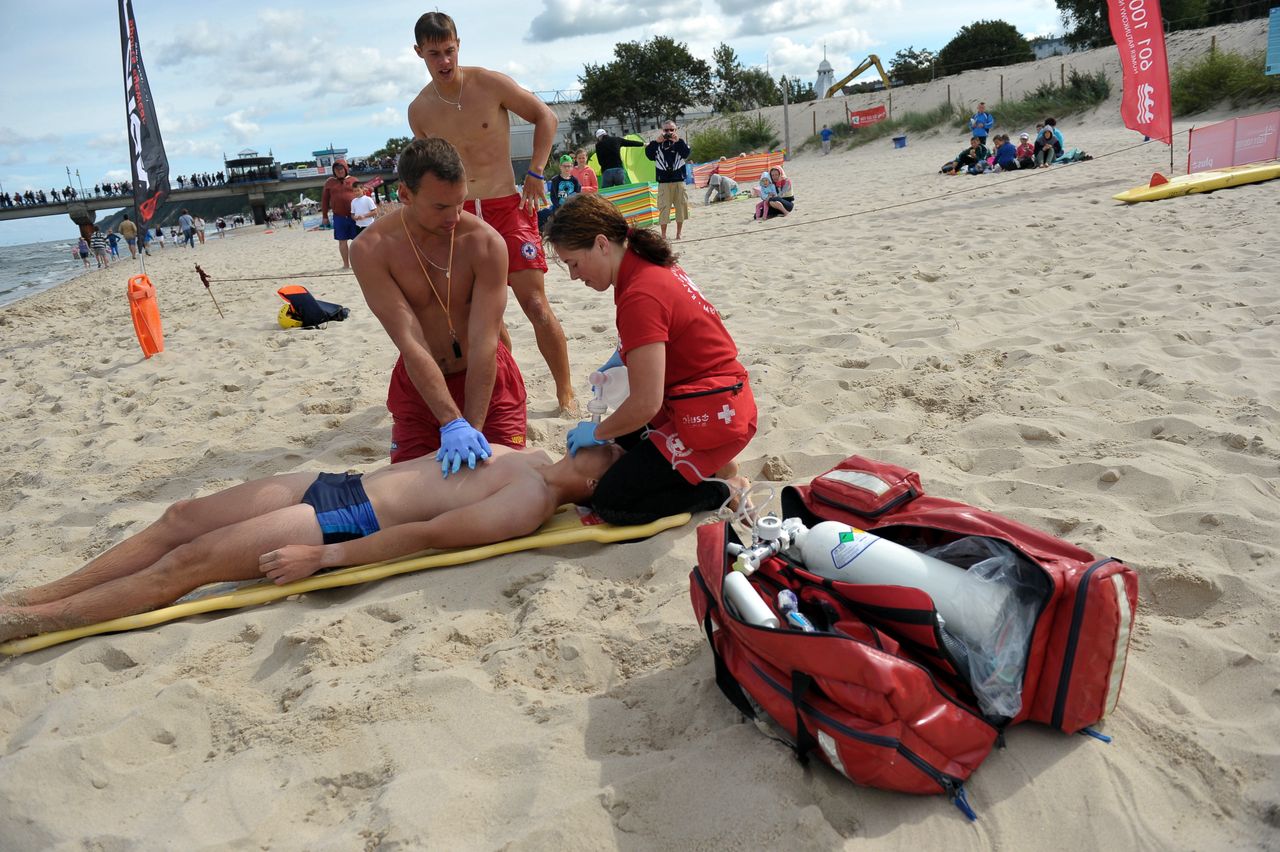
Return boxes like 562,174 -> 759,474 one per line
0,508 -> 691,657
1113,160 -> 1280,203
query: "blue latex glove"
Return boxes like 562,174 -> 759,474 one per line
566,421 -> 609,456
598,348 -> 624,374
438,418 -> 491,477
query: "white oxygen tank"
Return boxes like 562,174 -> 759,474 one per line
723,570 -> 780,628
796,521 -> 1010,648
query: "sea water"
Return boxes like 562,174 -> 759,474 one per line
0,239 -> 91,309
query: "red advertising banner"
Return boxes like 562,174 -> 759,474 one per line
1106,0 -> 1173,144
1233,110 -> 1280,163
1187,110 -> 1280,172
848,105 -> 888,127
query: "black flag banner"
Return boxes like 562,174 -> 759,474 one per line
119,0 -> 170,228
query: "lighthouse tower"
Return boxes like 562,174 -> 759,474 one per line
816,47 -> 835,99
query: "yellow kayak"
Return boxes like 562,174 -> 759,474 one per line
1114,160 -> 1280,203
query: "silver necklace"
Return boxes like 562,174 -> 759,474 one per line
433,71 -> 464,111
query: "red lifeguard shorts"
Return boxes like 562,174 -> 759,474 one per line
386,343 -> 528,464
464,193 -> 547,276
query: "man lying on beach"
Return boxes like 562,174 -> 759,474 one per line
0,444 -> 625,644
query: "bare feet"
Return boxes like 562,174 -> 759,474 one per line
0,607 -> 43,644
557,394 -> 581,419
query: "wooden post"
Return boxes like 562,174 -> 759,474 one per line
947,84 -> 951,109
888,90 -> 893,121
1000,74 -> 1004,102
1061,63 -> 1065,88
812,112 -> 817,136
1210,35 -> 1216,56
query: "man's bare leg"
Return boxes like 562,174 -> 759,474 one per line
338,239 -> 351,269
1,473 -> 316,608
0,503 -> 322,643
508,268 -> 576,413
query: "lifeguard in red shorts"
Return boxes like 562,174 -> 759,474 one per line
407,11 -> 576,413
351,137 -> 526,474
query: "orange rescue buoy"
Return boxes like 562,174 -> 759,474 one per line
128,274 -> 164,358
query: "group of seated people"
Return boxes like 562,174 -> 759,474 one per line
942,117 -> 1067,174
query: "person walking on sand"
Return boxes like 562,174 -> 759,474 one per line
118,214 -> 138,259
352,137 -> 528,474
970,102 -> 994,141
0,443 -> 623,644
407,11 -> 576,414
320,158 -> 361,268
820,124 -> 833,155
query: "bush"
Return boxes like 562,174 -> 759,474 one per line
689,114 -> 781,160
955,70 -> 1111,132
1171,50 -> 1280,115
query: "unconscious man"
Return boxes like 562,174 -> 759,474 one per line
0,444 -> 624,643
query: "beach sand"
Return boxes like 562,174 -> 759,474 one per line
2,24 -> 1278,850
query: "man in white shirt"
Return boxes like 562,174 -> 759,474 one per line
350,181 -> 378,235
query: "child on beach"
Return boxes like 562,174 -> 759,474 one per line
75,237 -> 90,268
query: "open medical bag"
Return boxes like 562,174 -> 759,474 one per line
688,454 -> 1138,817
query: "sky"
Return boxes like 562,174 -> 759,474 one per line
0,0 -> 1065,246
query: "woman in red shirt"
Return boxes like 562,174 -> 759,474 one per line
545,194 -> 756,524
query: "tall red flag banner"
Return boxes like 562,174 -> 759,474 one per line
1107,0 -> 1173,144
119,0 -> 170,228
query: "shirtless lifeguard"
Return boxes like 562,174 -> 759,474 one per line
0,444 -> 624,643
408,11 -> 576,414
352,136 -> 525,471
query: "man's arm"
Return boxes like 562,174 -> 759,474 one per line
492,70 -> 558,210
460,228 -> 508,427
258,481 -> 552,583
350,234 -> 460,424
644,141 -> 659,161
620,137 -> 644,148
320,181 -> 332,222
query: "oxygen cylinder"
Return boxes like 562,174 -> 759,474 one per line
723,570 -> 779,628
796,521 -> 1011,648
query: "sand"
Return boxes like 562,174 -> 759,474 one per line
2,22 -> 1278,850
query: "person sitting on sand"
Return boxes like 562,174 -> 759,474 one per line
767,166 -> 794,215
0,444 -> 627,644
704,172 -> 739,205
941,137 -> 988,175
1015,132 -> 1036,169
992,134 -> 1019,172
1034,126 -> 1063,168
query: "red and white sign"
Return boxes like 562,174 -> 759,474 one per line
848,105 -> 888,127
1186,109 -> 1280,172
1107,0 -> 1173,144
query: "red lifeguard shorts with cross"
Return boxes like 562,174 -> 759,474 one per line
464,194 -> 547,275
386,342 -> 528,464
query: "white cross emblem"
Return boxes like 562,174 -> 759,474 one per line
717,404 -> 736,424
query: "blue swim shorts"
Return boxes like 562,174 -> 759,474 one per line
332,214 -> 359,241
301,472 -> 381,544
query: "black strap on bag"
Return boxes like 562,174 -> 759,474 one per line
790,670 -> 818,765
702,611 -> 756,720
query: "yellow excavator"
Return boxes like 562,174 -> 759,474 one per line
824,55 -> 893,99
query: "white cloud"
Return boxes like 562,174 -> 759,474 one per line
733,0 -> 882,37
369,107 -> 404,128
766,28 -> 877,81
526,0 -> 698,42
225,110 -> 261,142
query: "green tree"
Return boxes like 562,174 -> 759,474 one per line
579,37 -> 712,131
1054,0 -> 1271,48
370,136 -> 411,160
889,47 -> 938,85
936,20 -> 1035,77
712,43 -> 782,113
780,76 -> 816,103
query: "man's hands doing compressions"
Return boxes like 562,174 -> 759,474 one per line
439,418 -> 492,477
